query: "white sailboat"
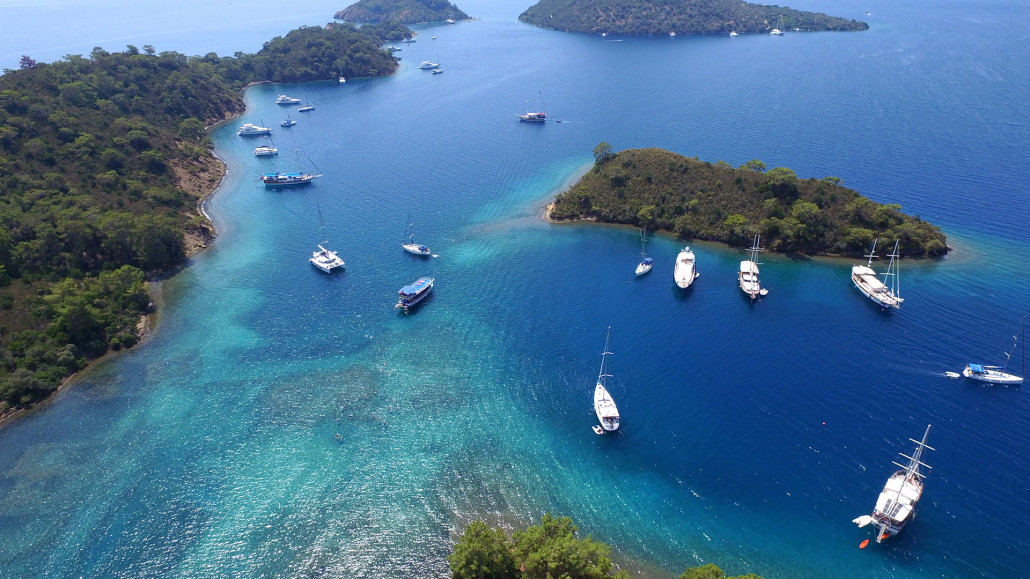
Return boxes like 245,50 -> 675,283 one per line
851,238 -> 903,310
309,205 -> 344,273
962,317 -> 1025,385
738,235 -> 767,300
592,327 -> 620,434
401,217 -> 432,257
635,229 -> 653,276
853,425 -> 933,543
674,247 -> 698,289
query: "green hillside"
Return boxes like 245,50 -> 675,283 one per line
335,0 -> 468,24
0,23 -> 406,416
519,0 -> 867,36
550,146 -> 947,258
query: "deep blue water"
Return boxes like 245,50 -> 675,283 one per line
3,0 -> 1030,577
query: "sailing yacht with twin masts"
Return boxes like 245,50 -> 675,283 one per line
851,238 -> 903,309
738,235 -> 767,300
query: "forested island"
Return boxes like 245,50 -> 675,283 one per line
335,0 -> 468,24
549,145 -> 947,257
0,22 -> 409,419
449,514 -> 765,578
519,0 -> 868,36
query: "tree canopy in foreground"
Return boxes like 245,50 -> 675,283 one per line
550,146 -> 947,258
519,0 -> 868,36
449,515 -> 767,578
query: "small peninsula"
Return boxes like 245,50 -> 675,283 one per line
0,23 -> 408,420
550,146 -> 947,258
519,0 -> 868,36
335,0 -> 469,24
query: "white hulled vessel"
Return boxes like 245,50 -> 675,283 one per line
237,123 -> 272,136
854,425 -> 933,543
310,206 -> 344,273
738,235 -> 766,300
401,218 -> 432,256
592,327 -> 620,434
635,229 -> 653,276
851,238 -> 903,310
962,317 -> 1024,385
674,247 -> 698,289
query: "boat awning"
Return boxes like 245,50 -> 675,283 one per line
399,278 -> 431,295
968,364 -> 985,373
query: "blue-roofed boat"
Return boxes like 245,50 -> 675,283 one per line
395,277 -> 434,312
281,116 -> 295,127
260,171 -> 319,187
962,318 -> 1024,385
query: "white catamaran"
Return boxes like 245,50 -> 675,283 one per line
851,238 -> 903,310
309,205 -> 344,273
853,425 -> 933,543
738,235 -> 767,300
592,327 -> 621,435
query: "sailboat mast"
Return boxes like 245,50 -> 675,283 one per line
865,238 -> 878,267
597,326 -> 613,386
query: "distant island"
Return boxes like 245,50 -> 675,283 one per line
0,23 -> 408,421
549,145 -> 947,258
335,0 -> 468,24
519,0 -> 868,36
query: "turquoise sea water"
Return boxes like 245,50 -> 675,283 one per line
3,0 -> 1030,576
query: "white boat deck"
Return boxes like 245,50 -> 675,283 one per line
674,248 -> 697,288
739,260 -> 760,296
874,472 -> 922,523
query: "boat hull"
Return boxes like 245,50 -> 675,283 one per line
674,248 -> 697,289
310,246 -> 344,273
594,383 -> 620,432
872,470 -> 923,542
851,266 -> 902,309
402,243 -> 431,256
396,277 -> 434,312
261,173 -> 316,187
635,258 -> 653,276
739,260 -> 761,300
962,365 -> 1023,385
